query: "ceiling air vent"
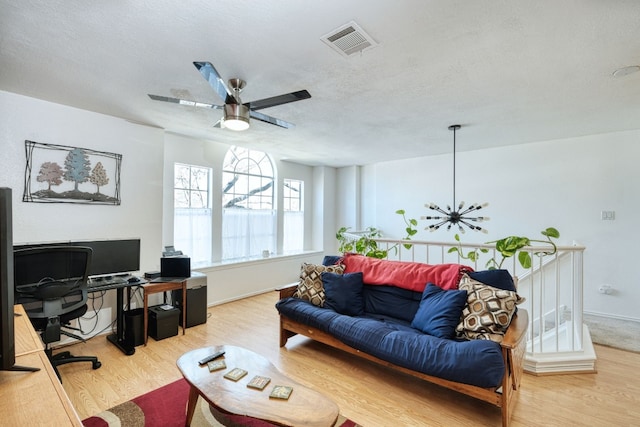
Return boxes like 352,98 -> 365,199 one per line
321,21 -> 378,57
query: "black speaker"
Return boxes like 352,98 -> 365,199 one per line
172,272 -> 207,327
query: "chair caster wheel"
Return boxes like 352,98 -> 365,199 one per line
93,361 -> 102,370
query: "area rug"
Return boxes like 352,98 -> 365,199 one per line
82,378 -> 361,427
584,313 -> 640,353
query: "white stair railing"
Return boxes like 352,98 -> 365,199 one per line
339,233 -> 594,374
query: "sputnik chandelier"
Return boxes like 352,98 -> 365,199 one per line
422,125 -> 489,233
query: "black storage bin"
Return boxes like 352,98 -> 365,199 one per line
148,304 -> 180,341
124,308 -> 145,347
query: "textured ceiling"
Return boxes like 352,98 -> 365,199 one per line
1,0 -> 639,167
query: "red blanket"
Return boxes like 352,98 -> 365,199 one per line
341,253 -> 472,292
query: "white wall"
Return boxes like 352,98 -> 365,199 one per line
0,90 -> 164,271
312,166 -> 338,254
351,129 -> 640,320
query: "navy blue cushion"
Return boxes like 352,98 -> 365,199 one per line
468,269 -> 516,292
322,272 -> 365,316
362,285 -> 422,322
411,284 -> 468,339
328,313 -> 505,388
322,255 -> 343,266
275,297 -> 340,333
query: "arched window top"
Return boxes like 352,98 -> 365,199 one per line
222,146 -> 275,210
223,146 -> 273,178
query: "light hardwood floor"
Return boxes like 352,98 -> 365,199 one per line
60,291 -> 640,426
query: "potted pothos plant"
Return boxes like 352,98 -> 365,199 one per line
336,209 -> 418,259
449,227 -> 561,269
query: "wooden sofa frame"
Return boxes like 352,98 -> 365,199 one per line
276,283 -> 528,427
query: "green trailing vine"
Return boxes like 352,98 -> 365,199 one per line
448,227 -> 560,269
336,210 -> 418,259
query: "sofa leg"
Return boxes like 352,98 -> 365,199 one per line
279,323 -> 296,347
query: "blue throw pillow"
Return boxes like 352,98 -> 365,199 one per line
468,269 -> 517,292
322,255 -> 343,266
322,272 -> 365,316
411,283 -> 468,339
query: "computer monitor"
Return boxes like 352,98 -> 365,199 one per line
71,239 -> 140,277
14,239 -> 140,278
0,188 -> 15,371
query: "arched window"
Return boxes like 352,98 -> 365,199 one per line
221,146 -> 275,260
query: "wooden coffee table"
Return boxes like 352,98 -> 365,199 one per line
177,345 -> 339,427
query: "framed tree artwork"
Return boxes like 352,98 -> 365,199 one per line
23,140 -> 122,205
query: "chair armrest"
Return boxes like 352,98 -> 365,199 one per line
275,282 -> 298,299
501,309 -> 528,350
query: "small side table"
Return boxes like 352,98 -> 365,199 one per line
142,278 -> 188,345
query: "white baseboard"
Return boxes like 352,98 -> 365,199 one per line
583,310 -> 640,323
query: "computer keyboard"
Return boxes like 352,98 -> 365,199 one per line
87,277 -> 128,289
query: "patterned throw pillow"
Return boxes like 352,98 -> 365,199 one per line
456,274 -> 525,343
293,263 -> 345,307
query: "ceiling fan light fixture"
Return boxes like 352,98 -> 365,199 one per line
223,104 -> 250,131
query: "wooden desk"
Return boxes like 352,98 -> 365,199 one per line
14,304 -> 44,356
0,305 -> 82,426
142,279 -> 187,345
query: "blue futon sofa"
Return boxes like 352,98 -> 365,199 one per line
275,254 -> 528,427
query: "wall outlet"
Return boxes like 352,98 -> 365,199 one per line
598,284 -> 613,295
601,210 -> 616,220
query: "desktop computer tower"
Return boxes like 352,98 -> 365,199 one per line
171,272 -> 207,328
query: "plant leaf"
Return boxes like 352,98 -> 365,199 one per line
518,251 -> 532,269
541,227 -> 560,238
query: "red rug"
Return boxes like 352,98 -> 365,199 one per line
82,378 -> 361,426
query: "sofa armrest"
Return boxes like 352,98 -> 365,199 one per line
501,309 -> 528,350
275,282 -> 298,299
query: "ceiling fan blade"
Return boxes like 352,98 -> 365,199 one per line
249,110 -> 295,129
148,94 -> 222,110
244,90 -> 311,111
193,61 -> 239,104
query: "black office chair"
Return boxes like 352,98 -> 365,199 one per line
14,246 -> 101,381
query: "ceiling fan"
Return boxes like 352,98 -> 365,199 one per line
148,61 -> 311,131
